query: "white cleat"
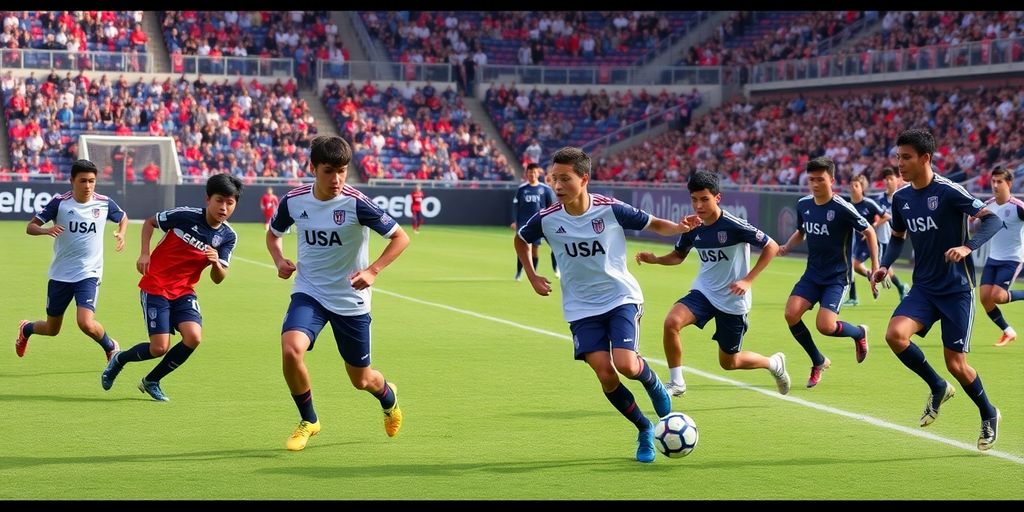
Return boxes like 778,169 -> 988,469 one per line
770,352 -> 791,395
665,381 -> 687,397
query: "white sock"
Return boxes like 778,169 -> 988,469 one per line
1006,326 -> 1017,335
669,367 -> 684,385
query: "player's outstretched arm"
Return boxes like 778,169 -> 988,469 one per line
514,234 -> 550,296
948,210 -> 1000,263
647,214 -> 701,237
777,229 -> 804,256
26,217 -> 62,237
137,216 -> 158,275
872,230 -> 905,286
114,214 -> 128,252
635,249 -> 685,266
862,226 -> 880,295
350,226 -> 411,291
266,228 -> 296,280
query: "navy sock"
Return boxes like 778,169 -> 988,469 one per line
373,380 -> 397,410
532,256 -> 539,271
895,343 -> 945,393
1010,290 -> 1024,302
828,321 -> 865,341
119,342 -> 159,364
550,252 -> 558,272
292,389 -> 318,423
516,258 -> 523,276
22,322 -> 34,338
604,384 -> 652,431
849,281 -> 857,300
790,320 -> 825,366
963,375 -> 997,420
987,307 -> 1010,331
144,342 -> 195,382
95,332 -> 115,352
891,274 -> 904,289
631,357 -> 660,391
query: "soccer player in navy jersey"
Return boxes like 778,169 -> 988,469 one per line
873,166 -> 910,299
267,136 -> 409,451
778,157 -> 874,389
978,165 -> 1024,347
871,129 -> 1003,450
846,173 -> 885,305
515,146 -> 700,463
16,159 -> 127,362
635,170 -> 790,399
511,162 -> 558,280
101,173 -> 241,402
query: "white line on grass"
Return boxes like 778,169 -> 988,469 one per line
234,255 -> 1023,465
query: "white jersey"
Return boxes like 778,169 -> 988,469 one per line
270,185 -> 399,316
35,191 -> 125,283
984,196 -> 1024,263
874,190 -> 896,244
674,210 -> 772,315
518,194 -> 652,322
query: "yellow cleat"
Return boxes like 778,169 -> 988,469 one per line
383,382 -> 403,437
286,420 -> 321,451
994,331 -> 1016,347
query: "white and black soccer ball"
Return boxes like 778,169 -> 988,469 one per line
654,412 -> 698,458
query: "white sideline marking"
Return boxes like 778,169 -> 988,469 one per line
234,255 -> 1023,465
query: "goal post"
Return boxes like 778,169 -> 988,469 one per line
78,135 -> 182,186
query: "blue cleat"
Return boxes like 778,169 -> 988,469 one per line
138,379 -> 170,402
636,428 -> 656,463
648,379 -> 672,418
101,351 -> 124,390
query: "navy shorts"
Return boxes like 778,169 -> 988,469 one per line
282,292 -> 373,368
46,278 -> 99,317
141,291 -> 202,336
981,258 -> 1023,290
852,238 -> 878,263
790,275 -> 848,314
568,303 -> 642,361
892,287 -> 974,352
677,290 -> 748,354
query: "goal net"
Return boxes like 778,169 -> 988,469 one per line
78,135 -> 181,185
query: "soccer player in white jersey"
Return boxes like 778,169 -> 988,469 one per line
978,165 -> 1024,347
871,129 -> 1002,450
515,146 -> 701,464
635,170 -> 790,399
267,135 -> 410,451
16,159 -> 127,362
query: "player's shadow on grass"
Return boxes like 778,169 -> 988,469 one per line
507,409 -> 610,420
0,370 -> 99,378
258,456 -> 631,479
0,393 -> 139,403
0,447 -> 305,470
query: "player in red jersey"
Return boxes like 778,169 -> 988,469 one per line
101,173 -> 242,401
410,183 -> 425,234
260,186 -> 279,230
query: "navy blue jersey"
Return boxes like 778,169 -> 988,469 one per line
796,195 -> 870,285
512,182 -> 556,225
890,175 -> 986,294
852,196 -> 883,242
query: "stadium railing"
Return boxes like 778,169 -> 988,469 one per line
173,55 -> 294,77
0,49 -> 152,73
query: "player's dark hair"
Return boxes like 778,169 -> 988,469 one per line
310,135 -> 352,168
207,173 -> 243,200
526,162 -> 543,173
991,165 -> 1014,184
806,156 -> 835,179
880,166 -> 897,179
687,170 -> 720,195
70,159 -> 98,179
551,146 -> 591,177
896,128 -> 935,158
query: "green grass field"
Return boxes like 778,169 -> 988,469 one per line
0,220 -> 1021,499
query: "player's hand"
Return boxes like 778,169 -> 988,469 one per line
729,278 -> 752,296
349,268 -> 377,290
136,253 -> 151,275
276,258 -> 297,280
778,244 -> 790,256
204,246 -> 220,265
870,266 -> 891,288
510,222 -> 517,231
678,214 -> 702,233
635,251 -> 657,265
113,232 -> 125,252
528,274 -> 552,296
945,245 -> 971,263
47,225 -> 65,237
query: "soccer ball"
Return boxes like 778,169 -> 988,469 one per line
654,412 -> 699,458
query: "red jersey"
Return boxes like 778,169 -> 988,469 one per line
139,207 -> 237,300
261,193 -> 280,214
410,190 -> 424,212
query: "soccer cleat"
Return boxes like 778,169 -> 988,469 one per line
994,329 -> 1016,347
101,351 -> 124,390
105,339 -> 120,363
920,380 -> 955,427
383,382 -> 402,437
806,357 -> 831,388
978,409 -> 1001,451
854,324 -> 869,363
648,379 -> 672,418
635,428 -> 656,463
514,272 -> 522,282
15,320 -> 30,357
138,379 -> 169,402
770,352 -> 791,395
665,381 -> 687,397
286,420 -> 321,451
843,298 -> 859,307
